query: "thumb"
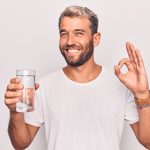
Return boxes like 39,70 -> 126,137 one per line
114,65 -> 123,80
35,83 -> 40,90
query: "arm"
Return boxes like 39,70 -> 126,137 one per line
8,113 -> 39,149
114,42 -> 150,149
131,109 -> 150,149
5,78 -> 39,149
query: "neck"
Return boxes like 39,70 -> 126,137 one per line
63,56 -> 102,83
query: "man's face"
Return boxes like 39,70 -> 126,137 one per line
59,16 -> 95,67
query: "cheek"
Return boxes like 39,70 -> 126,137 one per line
59,40 -> 64,49
59,38 -> 67,47
80,40 -> 90,48
77,36 -> 92,46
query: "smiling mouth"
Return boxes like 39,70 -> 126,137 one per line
64,49 -> 82,56
67,49 -> 79,53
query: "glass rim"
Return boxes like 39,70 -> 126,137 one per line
16,69 -> 36,76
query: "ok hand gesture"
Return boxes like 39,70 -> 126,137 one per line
115,42 -> 149,99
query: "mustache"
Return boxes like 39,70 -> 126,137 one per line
62,44 -> 81,50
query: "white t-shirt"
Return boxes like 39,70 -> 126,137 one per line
25,67 -> 139,150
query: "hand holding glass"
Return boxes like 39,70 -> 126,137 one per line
16,69 -> 36,112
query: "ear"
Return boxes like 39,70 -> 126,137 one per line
93,32 -> 101,47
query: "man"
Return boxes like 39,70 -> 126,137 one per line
4,5 -> 150,150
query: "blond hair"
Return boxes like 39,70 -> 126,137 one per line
59,5 -> 99,34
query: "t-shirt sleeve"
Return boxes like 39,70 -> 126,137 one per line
124,77 -> 150,125
24,86 -> 44,127
124,89 -> 139,124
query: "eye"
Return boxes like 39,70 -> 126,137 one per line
76,32 -> 84,36
60,32 -> 68,38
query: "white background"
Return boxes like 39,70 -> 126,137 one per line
0,0 -> 150,149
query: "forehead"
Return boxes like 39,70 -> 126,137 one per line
59,16 -> 91,31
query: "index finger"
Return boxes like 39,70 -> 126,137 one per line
126,42 -> 134,62
10,78 -> 21,84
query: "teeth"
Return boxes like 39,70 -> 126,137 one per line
68,49 -> 78,53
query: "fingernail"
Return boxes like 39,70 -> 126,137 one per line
16,78 -> 20,82
118,65 -> 121,68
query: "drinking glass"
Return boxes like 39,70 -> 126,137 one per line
16,69 -> 36,112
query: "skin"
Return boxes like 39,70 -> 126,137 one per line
59,16 -> 101,83
59,16 -> 95,67
115,42 -> 150,149
5,78 -> 39,149
5,16 -> 150,149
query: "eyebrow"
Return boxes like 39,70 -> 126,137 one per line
60,29 -> 86,34
60,29 -> 66,34
75,29 -> 85,32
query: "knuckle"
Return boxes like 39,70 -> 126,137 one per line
7,83 -> 22,90
7,84 -> 13,90
5,98 -> 19,105
10,78 -> 16,83
4,92 -> 8,98
6,84 -> 10,90
5,91 -> 12,98
5,98 -> 10,105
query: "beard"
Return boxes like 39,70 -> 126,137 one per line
59,39 -> 94,67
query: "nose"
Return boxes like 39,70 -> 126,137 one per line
67,34 -> 75,45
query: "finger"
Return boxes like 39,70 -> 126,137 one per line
114,65 -> 121,75
10,78 -> 21,84
5,91 -> 22,98
118,58 -> 133,71
26,88 -> 34,97
126,42 -> 134,62
35,83 -> 40,90
114,65 -> 124,80
128,43 -> 139,65
135,49 -> 144,67
7,83 -> 23,91
5,97 -> 20,105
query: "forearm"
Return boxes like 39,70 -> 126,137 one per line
8,113 -> 31,149
138,107 -> 150,148
135,91 -> 150,149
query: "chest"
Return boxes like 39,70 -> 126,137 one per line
44,85 -> 126,126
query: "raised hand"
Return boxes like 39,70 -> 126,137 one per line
114,42 -> 149,99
